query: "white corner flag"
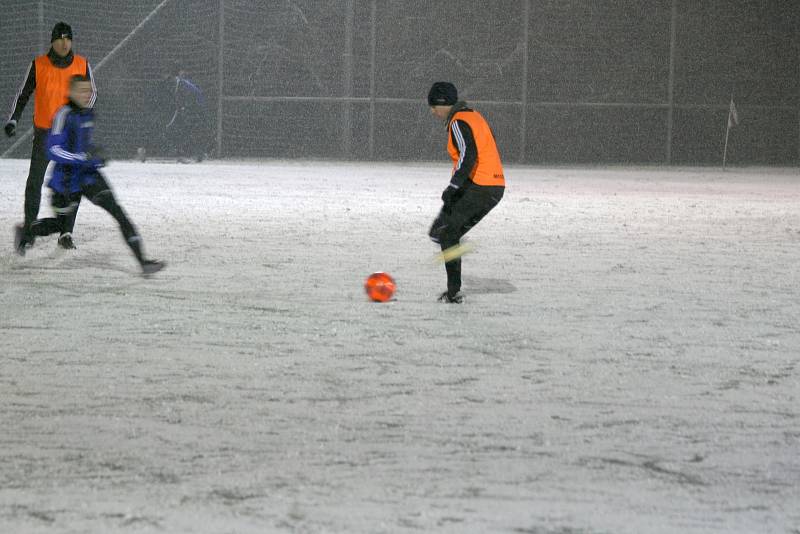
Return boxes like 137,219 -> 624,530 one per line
722,96 -> 738,170
727,98 -> 739,129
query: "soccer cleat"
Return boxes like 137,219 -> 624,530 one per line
141,259 -> 165,275
13,224 -> 32,256
437,291 -> 464,304
57,233 -> 76,250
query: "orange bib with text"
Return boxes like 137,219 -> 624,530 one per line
447,110 -> 505,187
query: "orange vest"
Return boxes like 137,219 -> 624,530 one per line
33,54 -> 88,128
447,110 -> 505,187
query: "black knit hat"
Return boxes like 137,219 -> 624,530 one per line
428,82 -> 457,106
51,22 -> 73,42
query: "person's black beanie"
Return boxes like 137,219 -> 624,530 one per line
51,22 -> 73,42
428,82 -> 458,106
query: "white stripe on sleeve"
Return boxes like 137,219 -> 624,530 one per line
50,107 -> 70,135
51,146 -> 87,162
87,63 -> 97,108
451,121 -> 467,178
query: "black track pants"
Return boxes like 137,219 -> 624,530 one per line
428,184 -> 504,294
30,191 -> 80,237
32,174 -> 145,264
84,176 -> 145,264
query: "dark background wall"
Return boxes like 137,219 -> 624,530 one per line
1,0 -> 798,165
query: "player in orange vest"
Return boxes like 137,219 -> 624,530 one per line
5,22 -> 96,255
427,82 -> 505,303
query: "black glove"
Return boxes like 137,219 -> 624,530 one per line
441,185 -> 458,206
4,121 -> 15,138
87,146 -> 108,168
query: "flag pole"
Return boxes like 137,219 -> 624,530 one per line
722,119 -> 731,171
722,92 -> 737,171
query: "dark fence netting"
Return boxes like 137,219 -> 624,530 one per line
2,0 -> 798,164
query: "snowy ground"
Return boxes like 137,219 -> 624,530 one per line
0,159 -> 798,534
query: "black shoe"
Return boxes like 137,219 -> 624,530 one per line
437,291 -> 464,304
13,224 -> 31,256
57,233 -> 76,250
141,259 -> 165,275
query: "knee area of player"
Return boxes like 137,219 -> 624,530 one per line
429,223 -> 447,243
53,202 -> 79,215
90,189 -> 113,205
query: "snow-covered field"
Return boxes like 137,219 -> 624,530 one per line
1,159 -> 798,533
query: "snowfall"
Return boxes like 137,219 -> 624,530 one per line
0,158 -> 798,534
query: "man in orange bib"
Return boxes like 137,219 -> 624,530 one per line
5,22 -> 96,255
427,82 -> 505,303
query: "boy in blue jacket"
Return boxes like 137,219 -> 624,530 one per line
14,75 -> 164,275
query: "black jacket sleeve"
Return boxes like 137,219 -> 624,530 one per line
7,60 -> 36,123
448,119 -> 477,189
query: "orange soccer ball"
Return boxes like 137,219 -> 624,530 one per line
364,272 -> 396,302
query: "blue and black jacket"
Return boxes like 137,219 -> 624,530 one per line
46,101 -> 102,194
